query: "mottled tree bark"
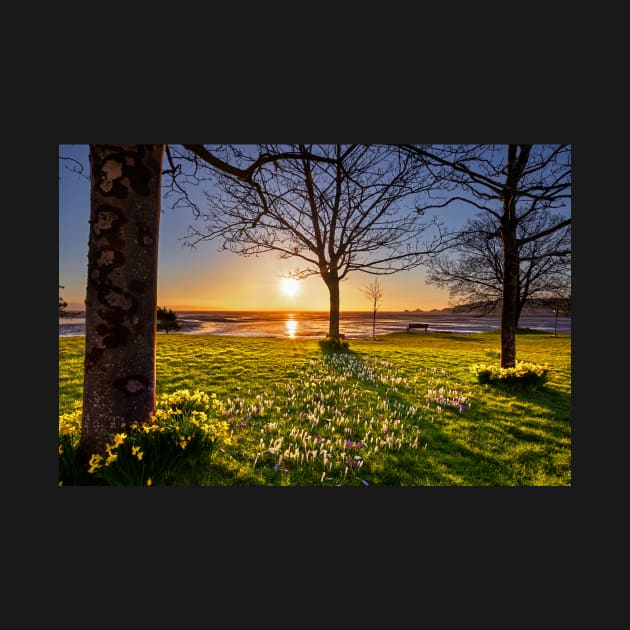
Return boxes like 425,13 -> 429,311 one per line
77,145 -> 165,466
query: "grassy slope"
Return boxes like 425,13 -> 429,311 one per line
58,330 -> 571,486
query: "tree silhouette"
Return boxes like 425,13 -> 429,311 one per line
425,210 -> 571,327
177,144 -> 446,340
539,293 -> 571,337
157,306 -> 181,333
361,278 -> 384,340
401,144 -> 571,368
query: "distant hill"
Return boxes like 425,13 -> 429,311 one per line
456,299 -> 569,316
405,298 -> 570,316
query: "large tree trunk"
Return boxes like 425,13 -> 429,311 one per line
77,144 -> 165,467
323,270 -> 341,340
501,231 -> 519,368
499,145 -> 529,369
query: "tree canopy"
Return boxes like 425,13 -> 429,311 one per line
157,306 -> 181,333
400,144 -> 571,367
169,144 -> 449,338
425,209 -> 571,323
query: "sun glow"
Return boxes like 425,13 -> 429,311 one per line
280,277 -> 300,297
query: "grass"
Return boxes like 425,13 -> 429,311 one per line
58,329 -> 571,486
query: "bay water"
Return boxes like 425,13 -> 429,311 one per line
59,310 -> 571,339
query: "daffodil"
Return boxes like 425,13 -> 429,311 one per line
112,433 -> 127,447
88,453 -> 103,474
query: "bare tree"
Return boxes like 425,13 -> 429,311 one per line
362,278 -> 384,340
177,144 -> 446,340
68,144 -> 377,466
425,210 -> 571,325
538,292 -> 571,337
401,144 -> 571,368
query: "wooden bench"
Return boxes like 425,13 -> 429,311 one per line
407,323 -> 429,332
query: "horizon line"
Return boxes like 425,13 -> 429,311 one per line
63,306 -> 455,314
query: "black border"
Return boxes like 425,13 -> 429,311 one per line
29,28 -> 602,615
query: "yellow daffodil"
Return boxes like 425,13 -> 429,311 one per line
113,433 -> 127,447
88,453 -> 103,474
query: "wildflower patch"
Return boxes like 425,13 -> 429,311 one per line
469,361 -> 549,390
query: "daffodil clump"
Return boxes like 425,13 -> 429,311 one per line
58,401 -> 83,485
59,360 -> 475,486
59,390 -> 231,486
469,361 -> 549,389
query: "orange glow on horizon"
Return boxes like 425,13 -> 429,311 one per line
63,263 -> 455,312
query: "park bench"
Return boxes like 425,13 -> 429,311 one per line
407,323 -> 429,332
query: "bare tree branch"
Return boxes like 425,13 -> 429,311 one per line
178,144 -> 446,339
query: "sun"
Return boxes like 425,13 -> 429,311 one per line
280,277 -> 300,297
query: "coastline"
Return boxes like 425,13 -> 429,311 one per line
60,309 -> 571,339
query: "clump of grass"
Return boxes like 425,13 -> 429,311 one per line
319,337 -> 350,353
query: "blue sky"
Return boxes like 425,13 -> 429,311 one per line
57,144 -> 512,312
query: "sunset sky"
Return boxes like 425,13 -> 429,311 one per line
59,144 -> 477,312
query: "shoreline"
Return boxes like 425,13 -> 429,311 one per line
60,310 -> 571,339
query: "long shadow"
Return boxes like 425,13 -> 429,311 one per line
316,341 -> 570,486
482,381 -> 571,419
315,343 -> 453,484
318,342 -> 415,409
317,343 -> 504,485
476,382 -> 571,450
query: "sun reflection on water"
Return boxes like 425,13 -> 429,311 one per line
285,318 -> 298,338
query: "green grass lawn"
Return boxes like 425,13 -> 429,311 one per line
58,330 -> 571,486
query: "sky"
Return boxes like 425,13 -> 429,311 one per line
58,144 -> 478,312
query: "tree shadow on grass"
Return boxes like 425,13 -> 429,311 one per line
480,380 -> 571,421
316,341 -> 570,486
316,343 -> 494,485
478,383 -> 571,456
196,340 -> 571,487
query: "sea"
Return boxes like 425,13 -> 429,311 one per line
59,310 -> 571,339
